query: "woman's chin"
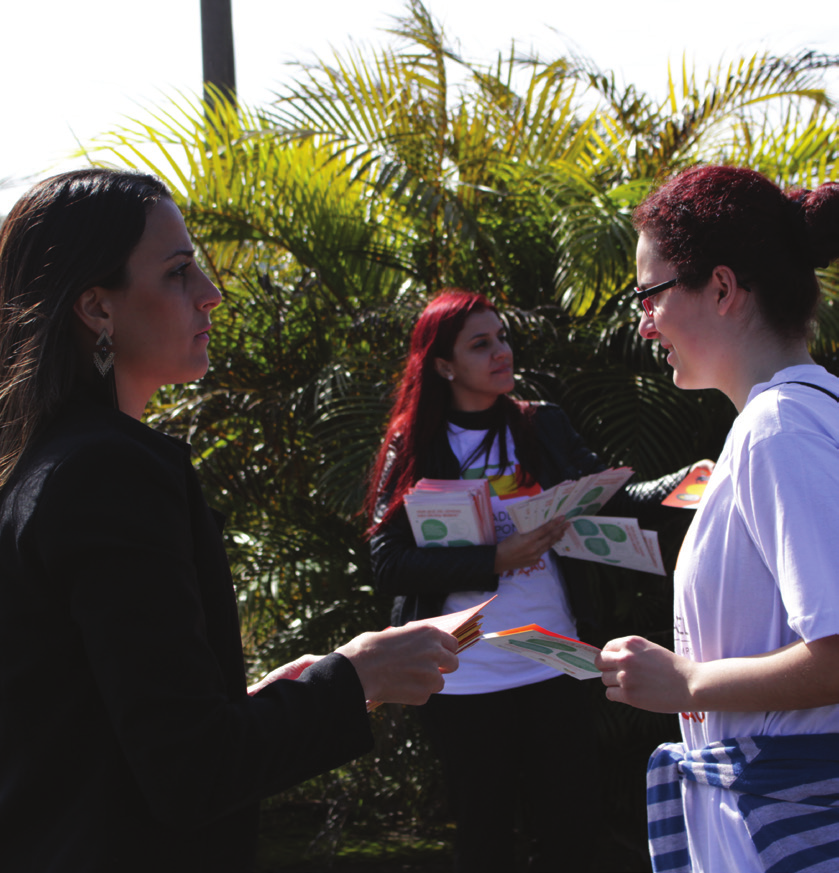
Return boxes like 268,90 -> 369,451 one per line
671,369 -> 706,392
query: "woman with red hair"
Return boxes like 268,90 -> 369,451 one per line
367,289 -> 684,872
597,166 -> 839,872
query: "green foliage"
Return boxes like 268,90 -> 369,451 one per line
91,0 -> 839,862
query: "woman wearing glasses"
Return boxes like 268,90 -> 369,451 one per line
596,165 -> 839,872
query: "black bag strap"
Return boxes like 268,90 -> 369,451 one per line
779,381 -> 839,402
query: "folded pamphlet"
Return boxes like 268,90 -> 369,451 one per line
552,515 -> 665,575
509,467 -> 665,574
482,624 -> 601,680
662,465 -> 712,508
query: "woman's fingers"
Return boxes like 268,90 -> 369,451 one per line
336,625 -> 460,706
494,515 -> 569,573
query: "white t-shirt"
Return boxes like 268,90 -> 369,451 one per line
674,365 -> 839,871
440,423 -> 578,694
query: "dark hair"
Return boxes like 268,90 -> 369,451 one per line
365,288 -> 535,532
632,165 -> 839,337
0,168 -> 171,489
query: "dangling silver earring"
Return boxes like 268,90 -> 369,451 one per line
93,329 -> 114,377
447,374 -> 454,381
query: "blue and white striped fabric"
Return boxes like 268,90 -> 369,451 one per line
646,734 -> 839,872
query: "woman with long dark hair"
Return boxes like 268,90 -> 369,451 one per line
366,289 -> 686,872
0,168 -> 458,873
597,165 -> 839,872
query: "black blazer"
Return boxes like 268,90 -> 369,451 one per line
0,397 -> 373,872
371,403 -> 685,633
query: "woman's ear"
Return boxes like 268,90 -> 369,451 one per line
73,287 -> 113,336
434,357 -> 454,381
711,265 -> 746,316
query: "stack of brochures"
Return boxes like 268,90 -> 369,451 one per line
420,595 -> 497,653
367,596 -> 497,710
404,478 -> 495,547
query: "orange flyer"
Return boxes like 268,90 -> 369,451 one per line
409,595 -> 497,653
662,466 -> 712,508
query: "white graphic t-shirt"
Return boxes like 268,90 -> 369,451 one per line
440,423 -> 578,694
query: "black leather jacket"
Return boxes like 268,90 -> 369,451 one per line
370,402 -> 686,631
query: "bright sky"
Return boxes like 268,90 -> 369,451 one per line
2,0 -> 838,212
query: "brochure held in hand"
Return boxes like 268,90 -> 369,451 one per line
403,469 -> 666,573
508,467 -> 665,575
482,625 -> 602,680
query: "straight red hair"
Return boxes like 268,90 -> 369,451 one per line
365,289 -> 498,531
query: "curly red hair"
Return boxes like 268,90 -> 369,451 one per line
633,165 -> 839,338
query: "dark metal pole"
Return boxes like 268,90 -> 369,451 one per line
201,0 -> 236,105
